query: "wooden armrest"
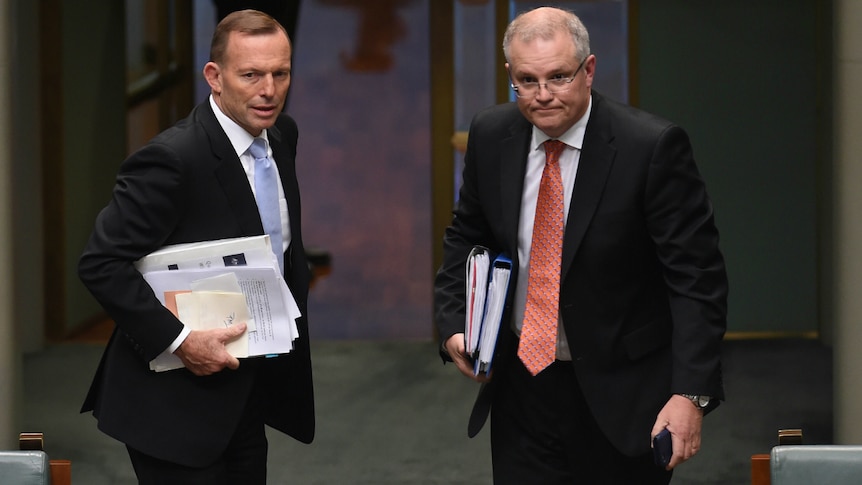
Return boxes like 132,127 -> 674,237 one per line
778,428 -> 803,445
50,459 -> 72,485
751,453 -> 770,485
18,432 -> 45,451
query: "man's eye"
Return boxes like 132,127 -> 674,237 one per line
551,73 -> 568,80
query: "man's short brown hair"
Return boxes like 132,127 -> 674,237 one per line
210,9 -> 290,64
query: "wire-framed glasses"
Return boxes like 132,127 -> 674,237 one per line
510,56 -> 588,98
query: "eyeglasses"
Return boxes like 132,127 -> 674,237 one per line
510,57 -> 588,98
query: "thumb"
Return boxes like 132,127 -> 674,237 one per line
651,420 -> 669,441
223,322 -> 247,339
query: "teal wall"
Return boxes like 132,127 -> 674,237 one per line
637,1 -> 827,334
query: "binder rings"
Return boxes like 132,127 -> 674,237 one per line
465,246 -> 512,375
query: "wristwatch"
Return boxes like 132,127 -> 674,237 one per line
680,394 -> 711,409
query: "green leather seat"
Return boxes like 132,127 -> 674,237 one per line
0,450 -> 50,485
771,445 -> 862,485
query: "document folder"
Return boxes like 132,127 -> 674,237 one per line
135,235 -> 302,372
464,246 -> 512,375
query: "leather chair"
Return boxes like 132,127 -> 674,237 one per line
752,428 -> 804,485
0,450 -> 51,485
771,445 -> 862,485
0,433 -> 71,485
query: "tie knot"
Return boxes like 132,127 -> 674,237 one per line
249,138 -> 268,160
544,140 -> 566,163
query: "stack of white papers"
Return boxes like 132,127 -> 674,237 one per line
134,235 -> 302,372
465,248 -> 490,358
464,246 -> 512,375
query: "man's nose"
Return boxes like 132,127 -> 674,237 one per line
534,82 -> 554,100
260,75 -> 275,96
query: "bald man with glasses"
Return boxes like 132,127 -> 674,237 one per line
434,7 -> 727,484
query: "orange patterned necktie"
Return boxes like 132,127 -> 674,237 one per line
518,140 -> 566,376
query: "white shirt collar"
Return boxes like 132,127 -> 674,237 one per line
208,94 -> 269,156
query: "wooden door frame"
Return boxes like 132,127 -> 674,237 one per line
39,1 -> 194,339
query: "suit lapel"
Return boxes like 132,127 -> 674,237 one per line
268,121 -> 303,263
197,102 -> 265,236
500,118 -> 532,251
561,93 -> 616,278
267,123 -> 298,215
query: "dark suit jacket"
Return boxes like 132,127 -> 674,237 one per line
78,101 -> 314,467
434,92 -> 727,457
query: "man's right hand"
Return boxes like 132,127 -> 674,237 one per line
444,333 -> 491,383
174,323 -> 247,376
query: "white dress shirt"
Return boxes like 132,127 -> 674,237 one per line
163,96 -> 292,356
512,95 -> 593,361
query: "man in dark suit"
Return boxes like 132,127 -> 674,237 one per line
434,7 -> 727,484
78,10 -> 313,484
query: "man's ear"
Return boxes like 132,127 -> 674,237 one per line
203,62 -> 222,95
583,55 -> 597,87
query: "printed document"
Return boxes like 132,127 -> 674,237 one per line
135,236 -> 301,372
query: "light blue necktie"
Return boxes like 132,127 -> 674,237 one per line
249,138 -> 284,273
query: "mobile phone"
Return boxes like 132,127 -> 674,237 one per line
652,428 -> 672,468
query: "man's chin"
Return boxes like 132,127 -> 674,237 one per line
250,116 -> 278,133
534,123 -> 564,138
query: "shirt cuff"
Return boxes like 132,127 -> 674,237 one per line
167,326 -> 191,354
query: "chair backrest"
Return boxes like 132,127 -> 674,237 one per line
0,450 -> 51,485
771,445 -> 862,485
751,428 -> 804,485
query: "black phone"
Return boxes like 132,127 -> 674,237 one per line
652,428 -> 672,468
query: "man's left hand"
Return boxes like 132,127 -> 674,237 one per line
174,323 -> 247,376
650,394 -> 704,470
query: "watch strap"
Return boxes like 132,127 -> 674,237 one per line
680,393 -> 711,409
